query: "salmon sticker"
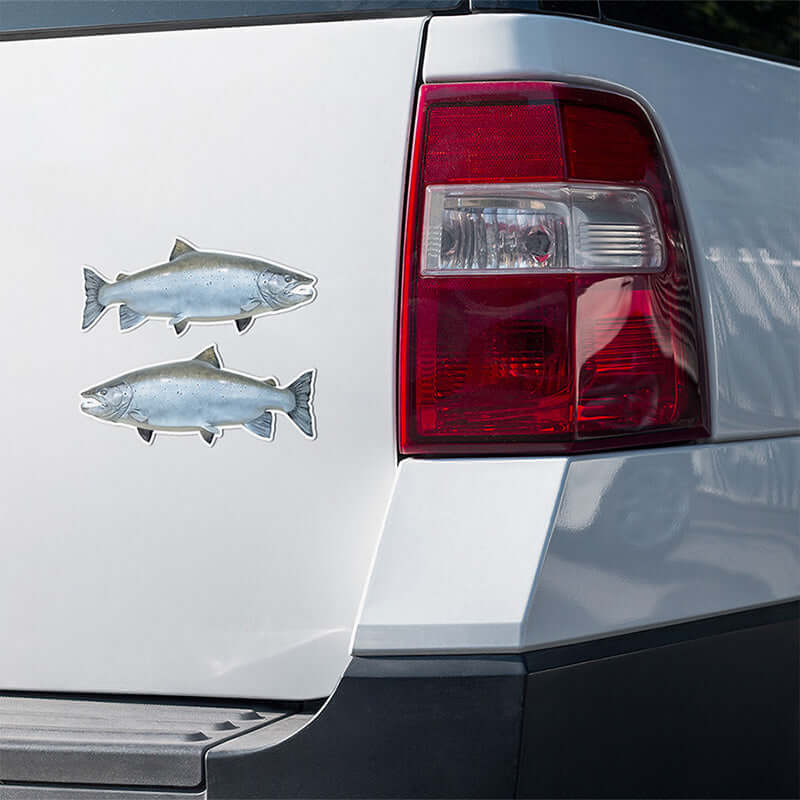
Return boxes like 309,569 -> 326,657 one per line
80,345 -> 316,446
82,238 -> 317,336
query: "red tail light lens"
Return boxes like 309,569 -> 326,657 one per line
399,82 -> 707,455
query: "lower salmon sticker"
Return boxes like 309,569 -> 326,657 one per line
80,345 -> 315,446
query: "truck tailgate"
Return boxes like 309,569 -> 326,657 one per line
0,16 -> 423,700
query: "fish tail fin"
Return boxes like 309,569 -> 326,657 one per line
286,370 -> 315,438
82,267 -> 109,329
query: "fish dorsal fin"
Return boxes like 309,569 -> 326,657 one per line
170,237 -> 196,261
263,377 -> 277,387
193,345 -> 221,369
116,272 -> 130,281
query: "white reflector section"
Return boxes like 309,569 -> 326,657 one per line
421,183 -> 664,274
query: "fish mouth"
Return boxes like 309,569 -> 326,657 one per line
80,396 -> 103,411
293,283 -> 316,299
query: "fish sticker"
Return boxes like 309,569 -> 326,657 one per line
80,345 -> 315,446
82,238 -> 316,335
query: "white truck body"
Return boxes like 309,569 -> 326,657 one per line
0,4 -> 797,796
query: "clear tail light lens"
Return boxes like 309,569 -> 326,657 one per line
422,183 -> 663,274
399,82 -> 708,455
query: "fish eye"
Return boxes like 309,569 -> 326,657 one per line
284,275 -> 292,284
100,389 -> 107,396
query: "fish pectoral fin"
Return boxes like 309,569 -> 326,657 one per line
235,316 -> 253,334
119,304 -> 147,331
170,315 -> 190,335
137,428 -> 154,444
244,411 -> 274,440
193,345 -> 221,368
241,299 -> 261,312
129,409 -> 148,424
170,237 -> 196,261
199,426 -> 220,446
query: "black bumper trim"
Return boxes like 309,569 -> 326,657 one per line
207,601 -> 799,798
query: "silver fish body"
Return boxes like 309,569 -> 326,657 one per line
80,346 -> 315,445
119,361 -> 295,428
82,238 -> 316,335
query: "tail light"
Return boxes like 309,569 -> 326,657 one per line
399,82 -> 707,455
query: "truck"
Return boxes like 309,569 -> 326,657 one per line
0,1 -> 797,797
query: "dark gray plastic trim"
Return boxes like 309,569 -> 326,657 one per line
207,655 -> 527,798
0,788 -> 204,800
206,602 -> 799,798
0,0 -> 462,41
0,697 -> 286,788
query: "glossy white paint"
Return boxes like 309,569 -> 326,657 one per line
353,458 -> 567,653
0,17 -> 424,699
354,440 -> 799,654
424,13 -> 800,439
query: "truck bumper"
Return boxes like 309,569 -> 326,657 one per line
208,602 -> 799,798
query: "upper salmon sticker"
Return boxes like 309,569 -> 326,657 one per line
81,238 -> 317,335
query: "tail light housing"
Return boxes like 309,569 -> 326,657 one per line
399,82 -> 707,455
